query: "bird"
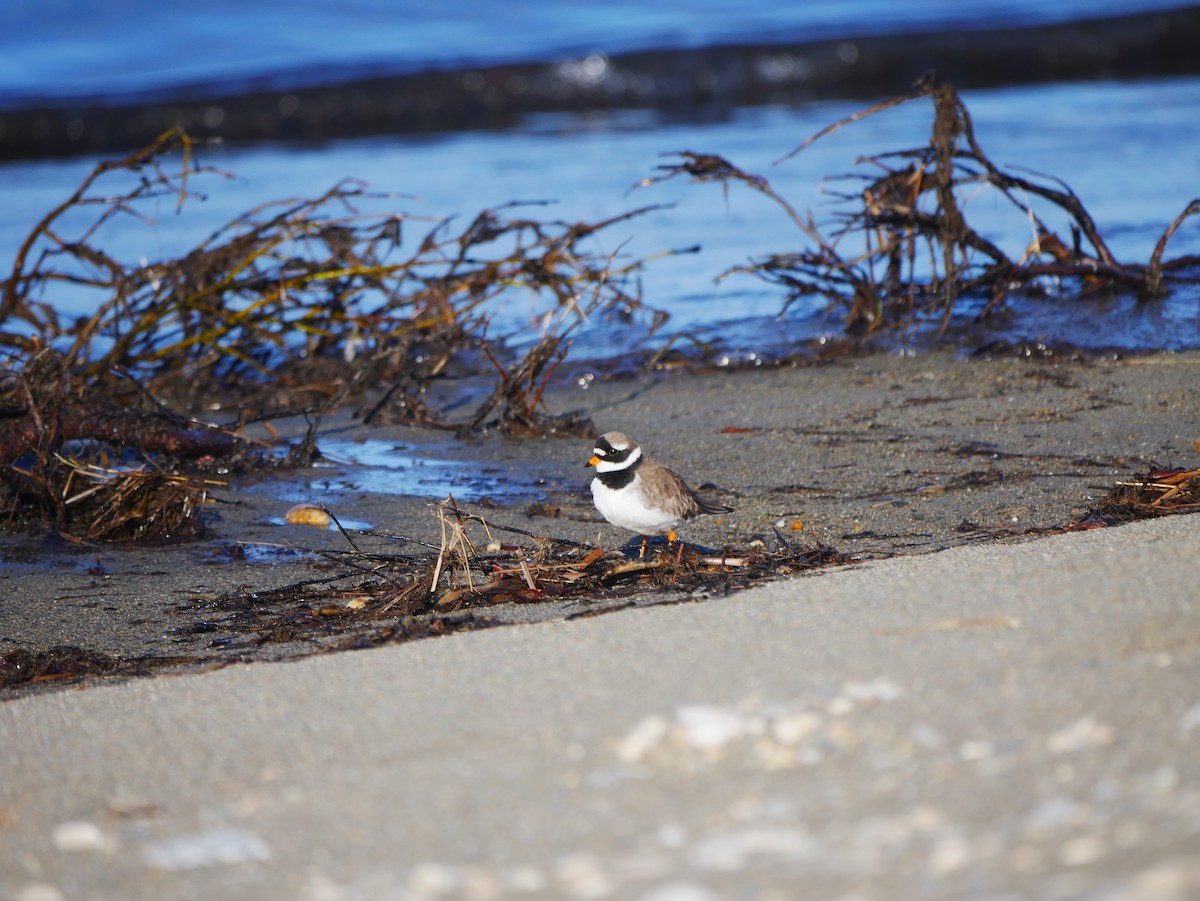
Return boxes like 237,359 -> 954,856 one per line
586,431 -> 732,557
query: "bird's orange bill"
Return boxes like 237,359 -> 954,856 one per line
587,455 -> 601,467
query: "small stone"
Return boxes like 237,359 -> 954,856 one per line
639,882 -> 719,901
843,679 -> 904,704
909,722 -> 947,751
1178,701 -> 1200,733
826,696 -> 855,716
498,865 -> 548,893
958,740 -> 995,761
614,715 -> 669,764
141,828 -> 270,870
675,706 -> 746,751
1140,764 -> 1180,796
554,852 -> 614,900
927,833 -> 972,876
1059,834 -> 1106,866
1047,716 -> 1115,753
408,862 -> 460,895
461,866 -> 501,901
1022,796 -> 1084,835
16,884 -> 66,901
688,827 -> 814,872
770,711 -> 822,746
51,820 -> 110,853
657,823 -> 689,849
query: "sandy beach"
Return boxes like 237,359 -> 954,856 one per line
1,348 -> 1199,898
4,0 -> 1200,893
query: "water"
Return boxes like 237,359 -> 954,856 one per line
314,439 -> 546,502
2,1 -> 1185,103
1,2 -> 1198,359
262,439 -> 549,509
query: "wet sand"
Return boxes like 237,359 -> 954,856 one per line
1,348 -> 1197,684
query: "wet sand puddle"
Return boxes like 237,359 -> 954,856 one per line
252,437 -> 556,534
306,439 -> 542,504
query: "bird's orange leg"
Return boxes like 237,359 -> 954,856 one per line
666,529 -> 686,563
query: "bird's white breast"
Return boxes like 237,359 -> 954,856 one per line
591,475 -> 681,536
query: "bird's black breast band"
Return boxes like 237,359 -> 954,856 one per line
595,457 -> 640,490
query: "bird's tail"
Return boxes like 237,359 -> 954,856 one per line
696,496 -> 733,515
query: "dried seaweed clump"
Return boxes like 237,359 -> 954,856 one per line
636,77 -> 1200,336
0,128 -> 667,538
1076,467 -> 1200,527
0,349 -> 252,542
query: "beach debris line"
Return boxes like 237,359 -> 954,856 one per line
636,77 -> 1200,337
162,500 -> 845,655
306,494 -> 847,617
0,500 -> 847,694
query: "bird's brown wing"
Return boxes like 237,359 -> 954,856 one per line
640,460 -> 731,520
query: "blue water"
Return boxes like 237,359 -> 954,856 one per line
1,0 -> 1186,102
1,2 -> 1198,358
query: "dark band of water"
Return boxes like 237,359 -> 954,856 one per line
2,7 -> 1198,161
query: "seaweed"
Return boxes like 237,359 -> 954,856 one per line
0,348 -> 248,541
0,128 -> 656,423
636,77 -> 1200,336
215,499 -> 846,639
1073,466 -> 1200,527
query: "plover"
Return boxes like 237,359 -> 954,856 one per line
587,431 -> 732,556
